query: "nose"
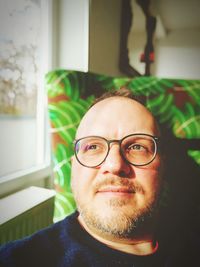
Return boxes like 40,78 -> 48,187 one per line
100,143 -> 132,177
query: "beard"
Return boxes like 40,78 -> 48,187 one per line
79,201 -> 157,239
73,177 -> 160,239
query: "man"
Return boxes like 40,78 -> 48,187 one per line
0,88 -> 198,266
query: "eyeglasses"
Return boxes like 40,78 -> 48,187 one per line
73,133 -> 159,168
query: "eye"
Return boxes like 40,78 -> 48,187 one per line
128,143 -> 145,151
76,138 -> 107,155
85,144 -> 99,151
81,142 -> 105,154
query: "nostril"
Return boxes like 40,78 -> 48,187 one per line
119,170 -> 127,177
119,166 -> 132,177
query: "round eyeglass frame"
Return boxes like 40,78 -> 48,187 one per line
73,133 -> 160,168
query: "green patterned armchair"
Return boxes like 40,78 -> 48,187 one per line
45,70 -> 200,223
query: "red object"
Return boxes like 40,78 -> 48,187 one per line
140,52 -> 154,63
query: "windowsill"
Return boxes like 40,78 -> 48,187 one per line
0,164 -> 53,199
0,186 -> 56,225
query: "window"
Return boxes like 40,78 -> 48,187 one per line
0,0 -> 52,196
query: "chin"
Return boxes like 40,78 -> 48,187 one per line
78,199 -> 157,239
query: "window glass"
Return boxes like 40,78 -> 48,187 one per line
0,0 -> 51,178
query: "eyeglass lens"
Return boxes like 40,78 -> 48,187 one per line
75,135 -> 157,167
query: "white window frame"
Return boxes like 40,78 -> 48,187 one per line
0,0 -> 53,198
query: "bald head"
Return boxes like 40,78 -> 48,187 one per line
76,96 -> 160,140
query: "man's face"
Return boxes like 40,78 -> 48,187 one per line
71,97 -> 163,239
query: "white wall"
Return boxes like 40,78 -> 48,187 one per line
128,29 -> 200,79
54,0 -> 200,78
55,0 -> 90,72
54,0 -> 123,76
89,0 -> 123,76
154,29 -> 200,79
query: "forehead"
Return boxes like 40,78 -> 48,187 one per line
76,97 -> 159,139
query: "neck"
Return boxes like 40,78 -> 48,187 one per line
78,215 -> 158,256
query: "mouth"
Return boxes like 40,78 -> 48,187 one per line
97,186 -> 135,196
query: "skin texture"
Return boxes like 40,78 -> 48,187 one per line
71,96 -> 163,255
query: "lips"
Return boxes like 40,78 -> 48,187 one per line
93,176 -> 144,195
97,186 -> 135,194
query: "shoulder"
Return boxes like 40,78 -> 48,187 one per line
0,212 -> 79,267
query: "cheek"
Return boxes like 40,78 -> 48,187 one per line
71,160 -> 97,195
134,161 -> 163,192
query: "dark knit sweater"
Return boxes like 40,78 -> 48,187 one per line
0,212 -> 198,267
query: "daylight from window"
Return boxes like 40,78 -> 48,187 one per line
0,0 -> 49,178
